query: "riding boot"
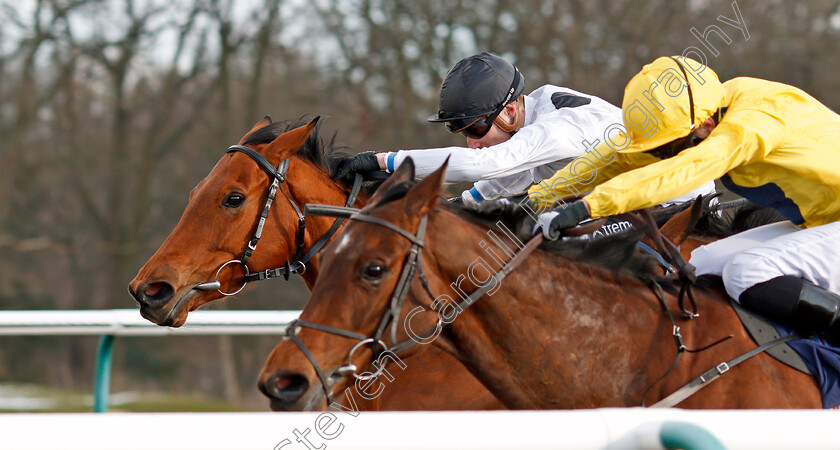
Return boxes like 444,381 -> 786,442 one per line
791,280 -> 840,341
739,275 -> 840,341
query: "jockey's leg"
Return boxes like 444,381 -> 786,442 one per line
738,275 -> 840,339
722,221 -> 840,339
689,221 -> 799,277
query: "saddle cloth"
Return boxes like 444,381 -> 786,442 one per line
771,322 -> 840,409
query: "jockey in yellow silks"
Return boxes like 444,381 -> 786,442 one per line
530,55 -> 840,341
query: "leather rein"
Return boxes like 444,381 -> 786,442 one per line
194,144 -> 363,295
285,203 -> 542,405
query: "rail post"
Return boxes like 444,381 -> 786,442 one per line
93,334 -> 115,412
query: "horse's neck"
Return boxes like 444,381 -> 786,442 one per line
419,211 -> 667,408
285,159 -> 364,287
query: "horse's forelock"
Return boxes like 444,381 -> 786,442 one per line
242,121 -> 292,147
238,117 -> 334,169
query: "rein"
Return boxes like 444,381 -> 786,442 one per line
194,145 -> 363,295
287,203 -> 542,405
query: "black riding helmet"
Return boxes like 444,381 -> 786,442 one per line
427,52 -> 525,125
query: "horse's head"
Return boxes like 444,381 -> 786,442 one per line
258,158 -> 447,410
129,117 -> 326,326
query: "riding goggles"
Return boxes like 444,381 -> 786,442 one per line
647,133 -> 699,159
445,108 -> 505,139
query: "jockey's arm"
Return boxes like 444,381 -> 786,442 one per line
527,141 -> 631,211
583,109 -> 786,218
467,171 -> 535,202
382,119 -> 585,183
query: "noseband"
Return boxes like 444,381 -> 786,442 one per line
194,144 -> 363,295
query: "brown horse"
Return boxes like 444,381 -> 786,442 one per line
258,158 -> 820,410
128,117 -> 502,410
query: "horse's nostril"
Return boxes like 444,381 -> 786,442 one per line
135,282 -> 174,306
145,284 -> 163,297
264,372 -> 309,403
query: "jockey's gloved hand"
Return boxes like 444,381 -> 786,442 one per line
460,187 -> 482,207
536,200 -> 591,240
335,152 -> 382,183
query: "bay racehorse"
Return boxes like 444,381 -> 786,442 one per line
128,117 -> 502,410
258,158 -> 820,410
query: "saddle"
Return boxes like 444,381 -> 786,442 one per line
731,298 -> 810,374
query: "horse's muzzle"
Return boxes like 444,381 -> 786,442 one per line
129,282 -> 177,324
259,371 -> 310,410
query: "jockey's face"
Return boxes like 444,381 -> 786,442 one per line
645,116 -> 717,159
465,102 -> 520,149
466,122 -> 512,148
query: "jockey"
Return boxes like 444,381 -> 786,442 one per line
530,56 -> 840,340
334,52 -> 716,205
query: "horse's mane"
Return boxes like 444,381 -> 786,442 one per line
694,199 -> 788,237
446,193 -> 786,284
446,201 -> 660,281
242,116 -> 385,193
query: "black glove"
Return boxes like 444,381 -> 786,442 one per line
335,152 -> 382,182
545,200 -> 591,240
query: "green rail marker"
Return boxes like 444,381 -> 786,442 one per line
94,334 -> 115,412
661,421 -> 726,450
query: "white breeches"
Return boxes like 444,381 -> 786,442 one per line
689,220 -> 840,300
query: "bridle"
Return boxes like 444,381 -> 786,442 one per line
284,203 -> 540,405
194,144 -> 363,295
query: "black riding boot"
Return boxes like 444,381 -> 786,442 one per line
739,275 -> 840,340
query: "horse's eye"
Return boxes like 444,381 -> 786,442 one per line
360,262 -> 386,281
223,193 -> 245,208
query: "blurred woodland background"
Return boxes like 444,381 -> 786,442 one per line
2,0 -> 840,409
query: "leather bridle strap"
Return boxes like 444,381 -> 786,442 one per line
388,233 -> 544,355
348,213 -> 427,247
295,203 -> 544,399
373,216 -> 428,346
297,175 -> 364,264
224,144 -> 364,282
285,319 -> 369,405
226,145 -> 290,265
243,174 -> 364,282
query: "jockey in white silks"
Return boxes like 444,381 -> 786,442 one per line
530,55 -> 840,341
334,52 -> 714,207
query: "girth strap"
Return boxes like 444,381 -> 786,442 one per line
651,333 -> 803,408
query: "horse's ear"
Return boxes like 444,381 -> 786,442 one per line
403,157 -> 448,216
238,116 -> 273,144
367,157 -> 416,206
264,116 -> 321,160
